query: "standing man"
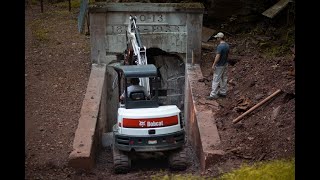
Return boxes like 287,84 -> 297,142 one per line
207,32 -> 230,100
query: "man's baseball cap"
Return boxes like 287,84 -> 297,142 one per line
214,32 -> 224,38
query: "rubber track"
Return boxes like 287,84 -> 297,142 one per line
113,145 -> 130,174
168,148 -> 188,171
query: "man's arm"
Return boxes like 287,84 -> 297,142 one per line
212,53 -> 221,69
212,45 -> 222,69
120,91 -> 125,100
120,86 -> 131,100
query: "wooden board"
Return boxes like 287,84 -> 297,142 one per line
202,27 -> 216,42
262,0 -> 290,18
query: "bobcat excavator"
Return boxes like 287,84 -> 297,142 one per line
110,16 -> 187,173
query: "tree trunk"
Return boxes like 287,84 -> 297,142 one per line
40,0 -> 44,13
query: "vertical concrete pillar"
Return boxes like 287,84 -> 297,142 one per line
186,13 -> 203,64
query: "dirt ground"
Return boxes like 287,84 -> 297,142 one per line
198,34 -> 295,176
25,3 -> 91,179
25,2 -> 295,180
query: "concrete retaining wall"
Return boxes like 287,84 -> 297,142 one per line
185,63 -> 225,171
68,64 -> 107,170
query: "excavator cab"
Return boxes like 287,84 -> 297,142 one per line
113,64 -> 160,109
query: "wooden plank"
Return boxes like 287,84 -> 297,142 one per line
201,42 -> 215,50
202,27 -> 216,42
262,0 -> 290,18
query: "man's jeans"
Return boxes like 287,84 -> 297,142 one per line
210,65 -> 228,97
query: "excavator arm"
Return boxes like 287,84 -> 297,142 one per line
126,15 -> 150,94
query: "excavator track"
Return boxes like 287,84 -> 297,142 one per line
168,147 -> 188,171
113,144 -> 131,174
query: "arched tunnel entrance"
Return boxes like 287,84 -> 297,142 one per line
146,48 -> 185,111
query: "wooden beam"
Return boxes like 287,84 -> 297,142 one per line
202,27 -> 216,42
201,42 -> 215,50
262,0 -> 290,18
232,89 -> 282,124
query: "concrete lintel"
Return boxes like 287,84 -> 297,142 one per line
68,64 -> 107,170
186,63 -> 224,171
89,3 -> 204,13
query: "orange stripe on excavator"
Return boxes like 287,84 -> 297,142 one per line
123,115 -> 178,128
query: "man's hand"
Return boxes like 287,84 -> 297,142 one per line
211,63 -> 216,71
212,53 -> 220,72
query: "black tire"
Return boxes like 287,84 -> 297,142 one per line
168,147 -> 188,171
113,144 -> 131,174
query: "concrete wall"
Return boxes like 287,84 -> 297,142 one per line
106,66 -> 119,132
68,64 -> 107,170
185,63 -> 224,171
89,3 -> 204,64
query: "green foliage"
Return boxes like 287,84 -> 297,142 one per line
55,0 -> 81,8
264,45 -> 288,58
251,25 -> 265,35
151,173 -> 211,180
31,0 -> 38,5
30,19 -> 50,42
151,159 -> 294,180
49,10 -> 71,16
218,158 -> 295,180
261,24 -> 294,58
284,27 -> 295,46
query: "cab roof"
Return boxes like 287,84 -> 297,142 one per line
113,64 -> 158,78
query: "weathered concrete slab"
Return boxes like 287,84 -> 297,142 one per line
262,0 -> 290,18
68,64 -> 107,170
185,63 -> 224,171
